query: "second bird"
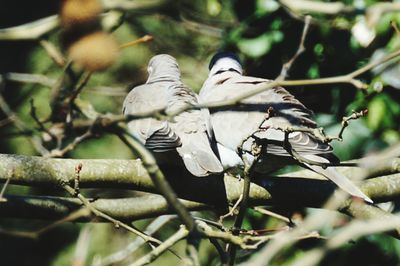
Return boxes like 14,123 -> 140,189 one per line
200,52 -> 372,203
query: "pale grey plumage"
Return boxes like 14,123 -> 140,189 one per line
200,52 -> 372,203
123,54 -> 223,176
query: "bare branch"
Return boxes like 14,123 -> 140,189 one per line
39,39 -> 66,67
277,15 -> 312,81
0,89 -> 49,155
391,21 -> 400,37
4,72 -> 56,87
337,109 -> 368,141
279,0 -> 353,15
93,215 -> 176,266
116,127 -> 197,233
289,210 -> 400,266
0,15 -> 59,41
119,35 -> 154,49
130,225 -> 188,266
0,178 -> 10,202
253,207 -> 292,224
61,182 -> 163,247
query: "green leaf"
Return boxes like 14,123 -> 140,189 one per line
207,0 -> 222,16
307,63 -> 320,79
237,34 -> 272,58
367,96 -> 386,131
256,0 -> 280,16
237,32 -> 282,58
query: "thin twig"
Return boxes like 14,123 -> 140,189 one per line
4,72 -> 56,87
39,39 -> 66,66
0,208 -> 91,239
30,99 -> 58,142
69,72 -> 93,104
277,15 -> 312,80
209,238 -> 227,264
194,217 -> 227,231
119,35 -> 153,49
48,130 -> 93,158
0,116 -> 15,128
61,182 -> 162,247
0,15 -> 59,41
0,178 -> 10,202
253,207 -> 292,224
0,91 -> 49,155
289,213 -> 400,266
227,155 -> 259,265
72,225 -> 92,266
219,194 -> 243,223
93,215 -> 176,266
337,109 -> 368,141
116,127 -> 197,233
391,21 -> 400,37
130,225 -> 189,266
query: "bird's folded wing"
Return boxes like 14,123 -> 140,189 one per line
167,83 -> 223,176
126,118 -> 182,152
123,84 -> 182,152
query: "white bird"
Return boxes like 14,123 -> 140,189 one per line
199,52 -> 372,203
123,54 -> 223,177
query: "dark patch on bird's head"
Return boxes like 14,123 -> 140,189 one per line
208,51 -> 243,76
209,51 -> 241,70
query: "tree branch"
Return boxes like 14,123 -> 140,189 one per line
1,154 -> 400,223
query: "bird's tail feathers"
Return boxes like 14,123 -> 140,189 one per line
305,164 -> 373,203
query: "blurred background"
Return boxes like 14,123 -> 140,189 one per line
0,0 -> 400,265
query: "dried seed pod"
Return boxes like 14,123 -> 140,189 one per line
68,31 -> 119,72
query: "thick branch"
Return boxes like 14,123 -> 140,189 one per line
0,194 -> 205,222
1,154 -> 400,204
1,154 -> 400,223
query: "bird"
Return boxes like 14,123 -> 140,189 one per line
199,51 -> 373,203
123,54 -> 223,177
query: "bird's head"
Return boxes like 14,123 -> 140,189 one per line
208,52 -> 243,77
147,54 -> 181,82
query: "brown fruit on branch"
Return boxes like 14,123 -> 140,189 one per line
68,31 -> 119,72
61,0 -> 102,27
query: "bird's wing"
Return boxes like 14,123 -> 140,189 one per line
123,83 -> 181,151
201,73 -> 327,154
167,83 -> 223,176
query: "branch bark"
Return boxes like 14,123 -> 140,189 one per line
1,154 -> 400,223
